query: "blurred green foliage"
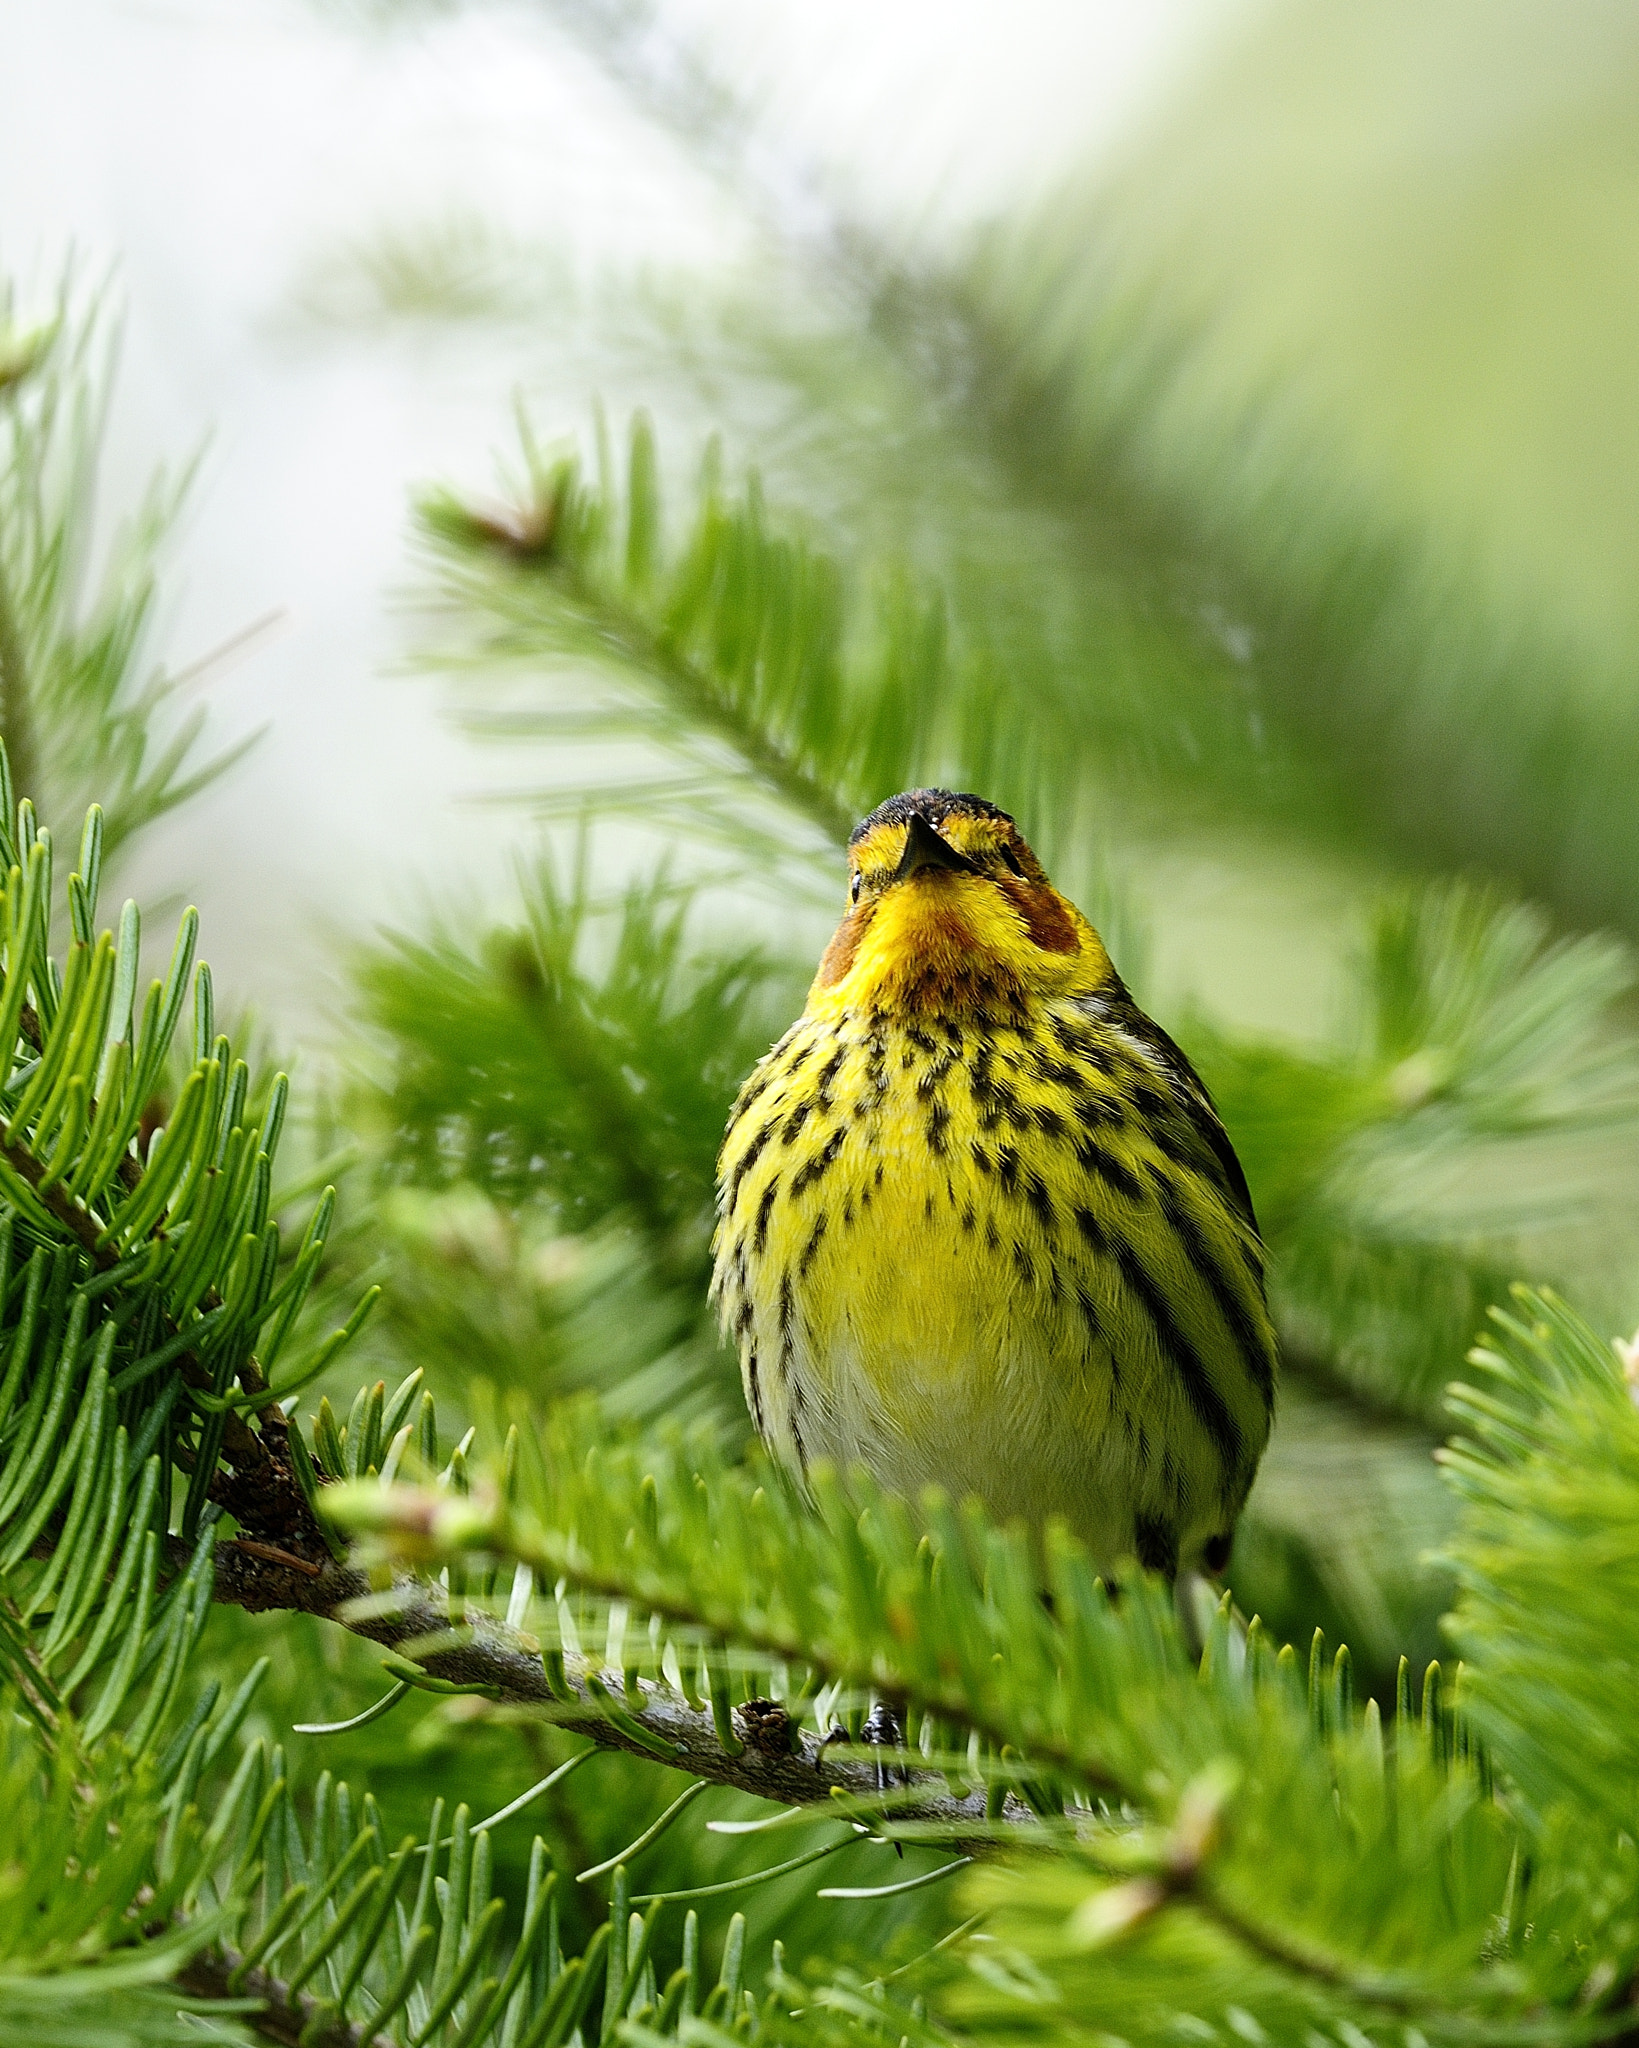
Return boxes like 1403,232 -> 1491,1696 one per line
0,276 -> 256,860
973,0 -> 1639,931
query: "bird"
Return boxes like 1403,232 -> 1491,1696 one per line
711,789 -> 1277,1580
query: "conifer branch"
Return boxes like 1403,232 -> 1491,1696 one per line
0,1113 -> 110,1262
419,418 -> 953,874
0,565 -> 38,817
200,1535 -> 1002,1842
517,516 -> 856,851
0,1103 -> 295,1498
191,1525 -> 1538,2033
0,276 -> 258,852
189,1531 -> 1508,2025
176,1950 -> 402,2048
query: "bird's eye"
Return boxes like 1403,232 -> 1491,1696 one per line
850,871 -> 862,903
999,843 -> 1025,877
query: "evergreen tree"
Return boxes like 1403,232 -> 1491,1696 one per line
7,9 -> 1639,2036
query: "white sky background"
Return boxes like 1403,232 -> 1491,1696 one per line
0,0 -> 1230,1043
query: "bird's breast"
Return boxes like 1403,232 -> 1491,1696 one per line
712,999 -> 1274,1565
716,1011 -> 1116,1488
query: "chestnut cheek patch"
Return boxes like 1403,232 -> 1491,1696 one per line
815,904 -> 872,986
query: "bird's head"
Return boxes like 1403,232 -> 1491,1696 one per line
808,790 -> 1115,1018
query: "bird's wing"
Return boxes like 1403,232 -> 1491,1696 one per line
1076,992 -> 1261,1237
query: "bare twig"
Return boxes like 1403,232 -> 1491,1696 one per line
202,1537 -> 1002,1846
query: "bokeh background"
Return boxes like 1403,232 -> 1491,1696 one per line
8,0 -> 1639,1963
2,0 -> 1218,1023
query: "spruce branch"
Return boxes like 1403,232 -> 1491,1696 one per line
434,471 -> 856,852
175,1949 -> 400,2048
198,1533 -> 1002,1843
0,547 -> 38,818
190,1517 -> 1519,2038
0,766 -> 381,1763
417,415 -> 985,882
0,272 -> 261,857
1194,878 -> 1639,1426
312,1429 -> 1524,2017
0,1019 -> 302,1512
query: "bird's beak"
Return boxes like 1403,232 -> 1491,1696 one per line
894,813 -> 979,881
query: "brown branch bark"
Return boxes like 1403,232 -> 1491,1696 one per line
202,1537 -> 1003,1844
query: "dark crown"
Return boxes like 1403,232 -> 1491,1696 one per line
849,789 -> 1016,848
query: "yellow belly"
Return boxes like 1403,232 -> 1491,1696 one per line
713,1008 -> 1275,1572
